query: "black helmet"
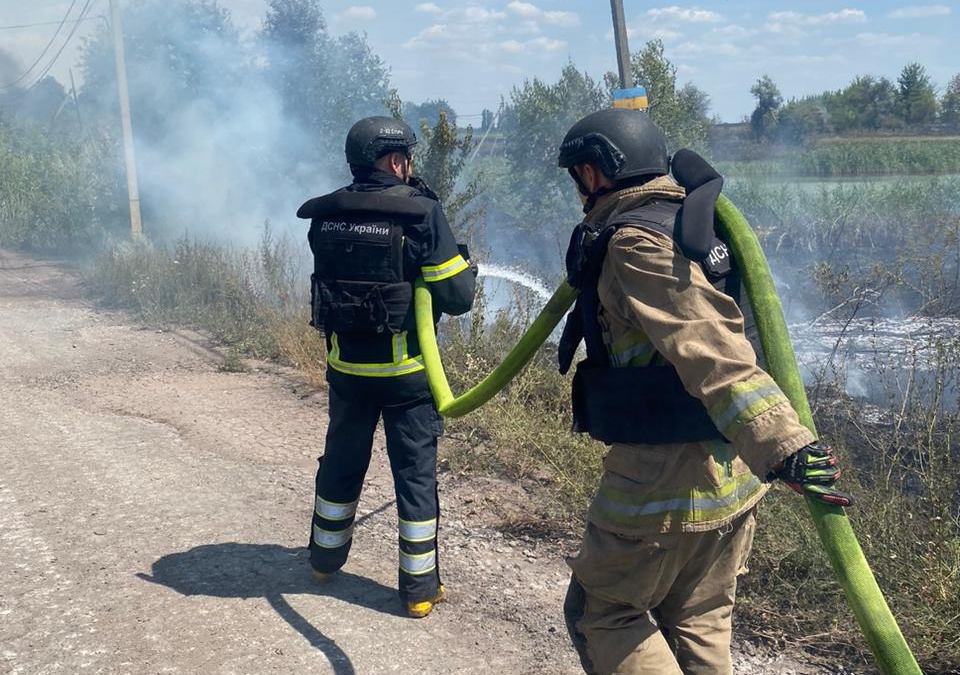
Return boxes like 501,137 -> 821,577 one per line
557,108 -> 669,181
345,116 -> 417,168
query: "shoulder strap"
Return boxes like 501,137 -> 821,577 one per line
297,189 -> 429,220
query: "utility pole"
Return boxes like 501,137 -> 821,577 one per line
609,0 -> 634,89
109,0 -> 143,238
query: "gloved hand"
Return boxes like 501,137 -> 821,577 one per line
769,441 -> 854,508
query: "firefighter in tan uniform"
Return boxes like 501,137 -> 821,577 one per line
555,109 -> 854,674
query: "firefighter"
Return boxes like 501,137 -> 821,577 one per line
555,108 -> 854,674
297,116 -> 475,618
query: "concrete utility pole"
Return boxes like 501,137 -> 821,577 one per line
109,0 -> 143,237
609,0 -> 634,89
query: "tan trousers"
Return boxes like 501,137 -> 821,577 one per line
564,510 -> 757,675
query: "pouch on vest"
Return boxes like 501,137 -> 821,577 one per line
309,219 -> 409,335
311,278 -> 411,335
571,362 -> 723,444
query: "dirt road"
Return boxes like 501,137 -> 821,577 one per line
0,249 -> 835,675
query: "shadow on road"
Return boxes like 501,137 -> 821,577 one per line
137,542 -> 406,675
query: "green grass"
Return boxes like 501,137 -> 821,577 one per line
718,137 -> 960,178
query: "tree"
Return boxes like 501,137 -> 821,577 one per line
403,99 -> 457,129
415,109 -> 482,241
777,97 -> 828,144
259,0 -> 391,158
480,108 -> 495,133
826,76 -> 899,131
626,40 -> 710,151
750,75 -> 782,140
940,74 -> 960,129
897,62 -> 937,126
495,63 -> 608,232
79,0 -> 246,142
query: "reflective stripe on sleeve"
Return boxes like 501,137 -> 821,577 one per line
315,495 -> 359,521
709,378 -> 789,440
608,333 -> 657,368
399,550 -> 437,576
422,255 -> 469,282
399,518 -> 437,543
313,524 -> 354,549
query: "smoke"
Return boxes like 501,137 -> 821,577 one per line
75,1 -> 390,246
0,49 -> 21,89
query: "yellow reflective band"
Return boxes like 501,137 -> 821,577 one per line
316,495 -> 359,521
399,518 -> 437,543
391,332 -> 409,362
399,550 -> 437,576
422,254 -> 469,282
328,331 -> 425,378
594,472 -> 765,528
608,333 -> 656,367
313,524 -> 354,549
709,378 -> 788,439
328,355 -> 425,378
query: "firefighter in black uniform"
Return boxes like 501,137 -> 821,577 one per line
298,117 -> 476,618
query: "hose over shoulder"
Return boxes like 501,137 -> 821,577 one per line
715,195 -> 921,675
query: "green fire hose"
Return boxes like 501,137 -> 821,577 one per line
415,196 -> 920,673
414,278 -> 578,417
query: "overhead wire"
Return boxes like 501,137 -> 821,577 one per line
7,0 -> 98,101
0,17 -> 100,31
0,0 -> 81,90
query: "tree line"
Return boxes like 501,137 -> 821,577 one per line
750,64 -> 960,143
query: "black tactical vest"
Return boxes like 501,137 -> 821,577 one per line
299,185 -> 427,336
558,198 -> 760,446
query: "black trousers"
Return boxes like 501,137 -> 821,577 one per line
309,369 -> 443,604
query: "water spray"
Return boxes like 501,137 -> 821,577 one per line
415,197 -> 922,674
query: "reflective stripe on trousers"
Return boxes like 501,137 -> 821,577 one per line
313,524 -> 355,549
315,495 -> 359,521
399,517 -> 437,543
399,549 -> 437,576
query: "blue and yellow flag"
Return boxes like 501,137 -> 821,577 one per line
612,87 -> 649,111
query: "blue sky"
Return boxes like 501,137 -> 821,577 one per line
3,1 -> 959,121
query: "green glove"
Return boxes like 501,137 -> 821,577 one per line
770,441 -> 854,508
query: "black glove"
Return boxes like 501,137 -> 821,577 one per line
769,441 -> 854,508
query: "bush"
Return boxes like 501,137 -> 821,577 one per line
0,115 -> 125,251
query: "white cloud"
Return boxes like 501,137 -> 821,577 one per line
856,31 -> 925,46
415,2 -> 442,14
506,1 -> 580,27
507,2 -> 539,17
624,27 -> 682,41
710,24 -> 759,39
768,9 -> 867,25
463,7 -> 507,22
645,6 -> 724,23
336,6 -> 376,21
499,36 -> 566,53
675,42 -> 742,56
887,5 -> 952,18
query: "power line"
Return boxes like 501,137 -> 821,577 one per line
0,16 -> 101,31
5,0 -> 98,101
0,0 -> 81,90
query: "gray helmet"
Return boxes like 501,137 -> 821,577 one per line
345,116 -> 417,168
557,108 -> 669,181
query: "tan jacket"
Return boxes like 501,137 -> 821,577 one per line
582,176 -> 815,534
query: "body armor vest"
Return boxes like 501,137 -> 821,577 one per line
299,185 -> 426,336
558,198 -> 760,446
